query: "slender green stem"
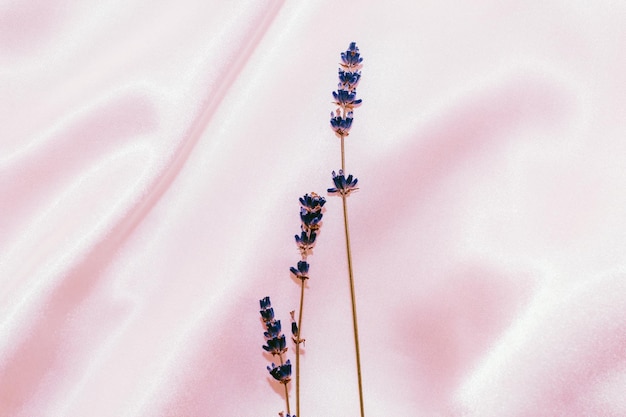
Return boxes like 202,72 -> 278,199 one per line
339,134 -> 365,417
295,277 -> 306,417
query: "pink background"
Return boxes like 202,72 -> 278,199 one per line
2,1 -> 626,416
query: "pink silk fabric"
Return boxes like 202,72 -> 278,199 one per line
2,1 -> 626,416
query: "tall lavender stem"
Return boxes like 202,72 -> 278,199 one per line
291,193 -> 326,417
329,42 -> 365,417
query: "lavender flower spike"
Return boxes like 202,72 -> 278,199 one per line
331,42 -> 363,137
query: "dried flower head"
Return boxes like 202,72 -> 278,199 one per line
338,69 -> 361,91
262,335 -> 288,356
340,42 -> 363,70
267,360 -> 292,384
299,192 -> 326,213
332,89 -> 362,110
327,170 -> 359,196
294,229 -> 317,255
330,111 -> 354,136
289,260 -> 310,281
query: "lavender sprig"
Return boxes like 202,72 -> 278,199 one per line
328,42 -> 366,417
290,192 -> 325,417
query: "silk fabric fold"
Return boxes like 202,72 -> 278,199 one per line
2,1 -> 626,416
